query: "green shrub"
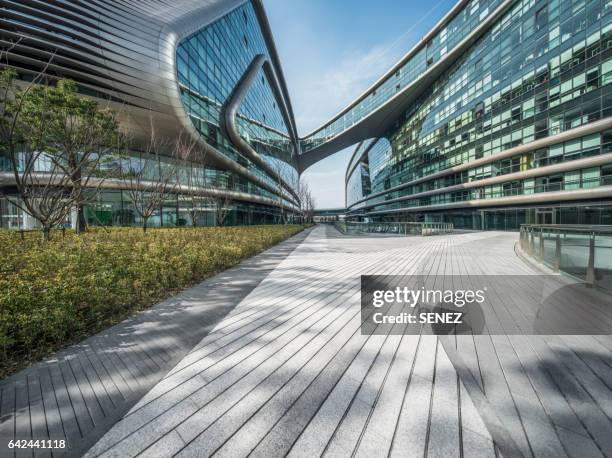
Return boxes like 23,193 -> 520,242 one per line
0,225 -> 305,377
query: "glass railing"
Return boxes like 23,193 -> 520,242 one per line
335,221 -> 453,236
519,224 -> 612,291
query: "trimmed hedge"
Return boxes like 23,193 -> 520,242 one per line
0,225 -> 306,377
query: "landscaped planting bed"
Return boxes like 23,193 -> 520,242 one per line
0,225 -> 306,377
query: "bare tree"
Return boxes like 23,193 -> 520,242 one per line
124,120 -> 179,233
179,134 -> 210,227
4,149 -> 75,240
304,187 -> 316,223
211,184 -> 232,227
271,159 -> 289,224
297,177 -> 315,224
296,177 -> 306,224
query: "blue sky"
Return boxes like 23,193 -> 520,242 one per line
263,0 -> 457,208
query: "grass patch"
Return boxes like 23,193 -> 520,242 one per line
0,225 -> 307,377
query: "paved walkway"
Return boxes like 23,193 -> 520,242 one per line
0,228 -> 313,458
84,225 -> 612,458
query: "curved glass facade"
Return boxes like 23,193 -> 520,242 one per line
0,0 -> 300,229
346,138 -> 391,208
346,0 -> 612,229
176,2 -> 299,199
346,165 -> 371,211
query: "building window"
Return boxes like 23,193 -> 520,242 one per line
535,6 -> 547,31
207,124 -> 218,146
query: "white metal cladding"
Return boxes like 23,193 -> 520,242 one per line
0,0 -> 300,206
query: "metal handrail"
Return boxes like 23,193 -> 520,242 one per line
519,224 -> 612,289
521,224 -> 612,234
335,221 -> 454,236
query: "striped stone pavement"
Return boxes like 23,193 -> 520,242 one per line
0,228 -> 313,458
84,225 -> 612,458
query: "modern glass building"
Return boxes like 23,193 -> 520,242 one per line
0,0 -> 300,229
2,0 -> 612,231
326,0 -> 612,230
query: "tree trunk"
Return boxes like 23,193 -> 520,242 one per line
71,157 -> 87,234
76,204 -> 87,234
42,225 -> 51,241
142,218 -> 148,233
216,208 -> 222,227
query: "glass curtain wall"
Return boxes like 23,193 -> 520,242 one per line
347,0 -> 612,230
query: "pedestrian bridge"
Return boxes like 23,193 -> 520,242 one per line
296,0 -> 515,172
